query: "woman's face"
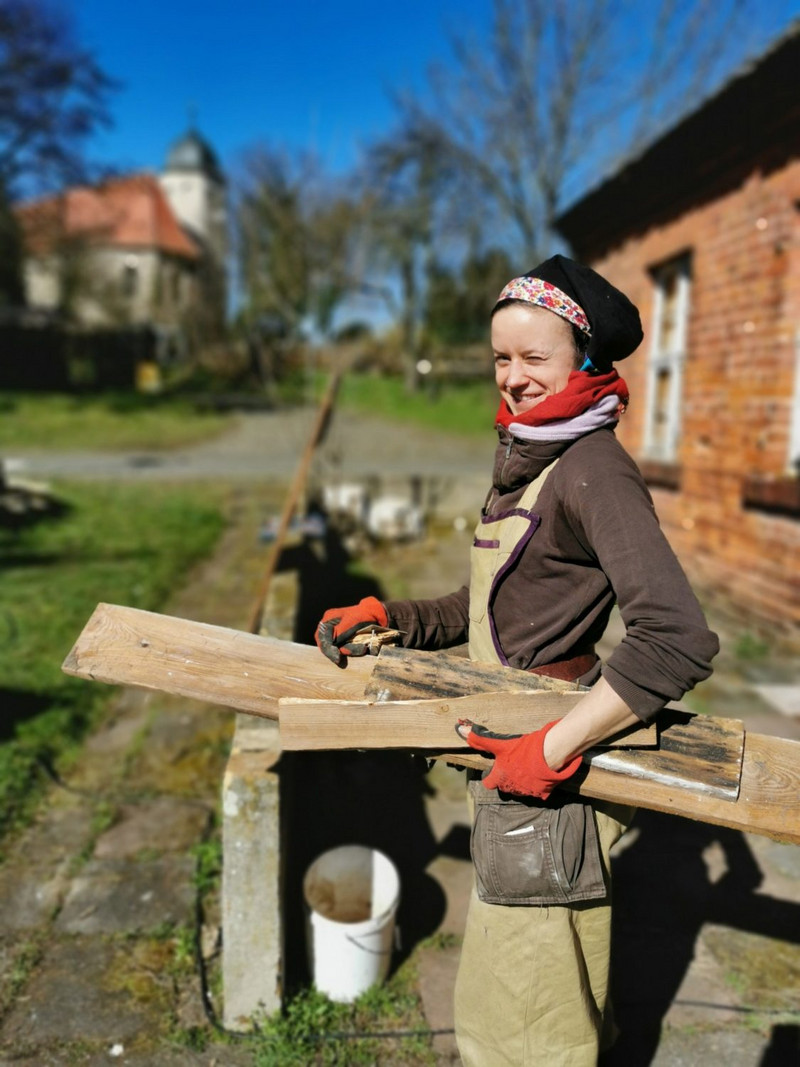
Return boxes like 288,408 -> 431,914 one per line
492,303 -> 579,416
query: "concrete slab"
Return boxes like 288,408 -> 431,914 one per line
10,801 -> 93,862
662,937 -> 741,1028
753,683 -> 800,718
83,699 -> 152,757
0,866 -> 67,932
0,938 -> 151,1047
55,856 -> 195,935
416,944 -> 461,1065
424,856 -> 472,938
93,799 -> 210,860
650,1024 -> 785,1066
0,800 -> 94,932
222,745 -> 282,1029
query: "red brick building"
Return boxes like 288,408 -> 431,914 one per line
556,25 -> 800,647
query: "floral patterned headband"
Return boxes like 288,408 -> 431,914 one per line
496,276 -> 592,335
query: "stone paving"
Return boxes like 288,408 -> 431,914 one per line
1,410 -> 799,1065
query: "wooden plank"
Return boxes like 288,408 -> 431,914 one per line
277,698 -> 744,799
246,370 -> 341,634
61,604 -> 800,844
368,646 -> 656,747
62,603 -> 375,715
366,645 -> 585,696
437,735 -> 800,844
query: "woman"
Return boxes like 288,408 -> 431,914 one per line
315,255 -> 719,1065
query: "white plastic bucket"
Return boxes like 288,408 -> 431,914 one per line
303,845 -> 400,1003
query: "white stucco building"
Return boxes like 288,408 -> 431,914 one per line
16,129 -> 228,340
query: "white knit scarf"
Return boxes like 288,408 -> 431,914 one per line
507,394 -> 623,442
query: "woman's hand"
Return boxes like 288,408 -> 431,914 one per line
456,719 -> 582,799
314,596 -> 389,664
456,676 -> 641,799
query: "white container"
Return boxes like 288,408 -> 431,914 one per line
303,845 -> 400,1003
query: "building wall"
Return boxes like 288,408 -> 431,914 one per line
24,256 -> 61,310
160,172 -> 227,264
590,159 -> 800,643
22,246 -> 198,329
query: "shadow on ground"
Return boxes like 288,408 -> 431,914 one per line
273,520 -> 462,992
0,688 -> 55,742
601,810 -> 800,1065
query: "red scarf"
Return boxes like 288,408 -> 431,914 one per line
495,369 -> 629,428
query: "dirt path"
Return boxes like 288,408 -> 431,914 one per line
7,407 -> 494,494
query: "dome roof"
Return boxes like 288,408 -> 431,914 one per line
164,129 -> 225,183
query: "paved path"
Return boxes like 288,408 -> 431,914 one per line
5,409 -> 494,484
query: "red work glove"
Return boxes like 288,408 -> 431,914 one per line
315,596 -> 389,665
458,719 -> 583,800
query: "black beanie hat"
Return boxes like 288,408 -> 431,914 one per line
509,254 -> 643,371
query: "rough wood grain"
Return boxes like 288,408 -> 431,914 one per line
62,603 -> 375,714
62,604 -> 800,843
366,645 -> 585,697
368,646 -> 656,747
278,698 -> 744,799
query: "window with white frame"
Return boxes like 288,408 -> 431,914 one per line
643,254 -> 692,462
121,255 -> 139,299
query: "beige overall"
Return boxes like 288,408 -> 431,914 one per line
454,466 -> 633,1067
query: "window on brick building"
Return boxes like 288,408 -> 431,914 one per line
643,254 -> 692,462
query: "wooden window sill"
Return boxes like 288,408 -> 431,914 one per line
638,460 -> 682,491
742,475 -> 800,518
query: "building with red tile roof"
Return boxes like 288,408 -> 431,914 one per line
15,129 -> 226,339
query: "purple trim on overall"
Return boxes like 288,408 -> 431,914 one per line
474,507 -> 542,666
473,537 -> 500,548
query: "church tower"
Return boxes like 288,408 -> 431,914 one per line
160,128 -> 227,264
160,128 -> 228,328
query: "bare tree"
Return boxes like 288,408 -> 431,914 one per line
391,0 -> 772,264
0,0 -> 115,307
0,0 -> 115,194
235,146 -> 366,342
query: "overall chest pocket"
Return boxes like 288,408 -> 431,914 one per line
469,782 -> 607,906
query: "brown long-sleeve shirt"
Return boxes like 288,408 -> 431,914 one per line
384,427 -> 719,721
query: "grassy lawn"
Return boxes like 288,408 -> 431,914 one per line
335,374 -> 498,437
0,392 -> 235,451
0,480 -> 228,844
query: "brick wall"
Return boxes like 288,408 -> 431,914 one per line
590,159 -> 800,645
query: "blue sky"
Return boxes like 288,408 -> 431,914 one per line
74,0 -> 492,180
73,0 -> 800,196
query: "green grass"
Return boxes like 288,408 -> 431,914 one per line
0,481 -> 227,844
336,373 -> 498,437
248,966 -> 435,1067
0,391 -> 234,451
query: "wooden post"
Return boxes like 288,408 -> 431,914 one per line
246,369 -> 341,635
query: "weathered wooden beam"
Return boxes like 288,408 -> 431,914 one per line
62,603 -> 375,714
368,645 -> 656,746
62,604 -> 800,844
276,696 -> 800,842
246,369 -> 341,635
277,697 -> 744,799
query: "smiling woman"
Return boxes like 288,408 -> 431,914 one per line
314,253 -> 720,1066
491,303 -> 580,415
